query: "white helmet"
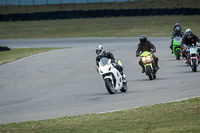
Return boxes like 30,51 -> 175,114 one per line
95,45 -> 104,56
185,28 -> 191,33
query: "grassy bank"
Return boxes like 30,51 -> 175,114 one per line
0,48 -> 68,65
1,0 -> 200,14
0,97 -> 199,132
0,16 -> 200,39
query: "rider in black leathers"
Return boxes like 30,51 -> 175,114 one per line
181,30 -> 200,63
173,23 -> 182,31
136,35 -> 159,73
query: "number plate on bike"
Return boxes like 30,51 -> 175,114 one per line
190,48 -> 197,54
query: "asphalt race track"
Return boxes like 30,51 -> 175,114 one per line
0,37 -> 200,124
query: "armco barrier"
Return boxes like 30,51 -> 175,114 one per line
1,8 -> 200,22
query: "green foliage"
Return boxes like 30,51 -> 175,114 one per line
0,97 -> 200,133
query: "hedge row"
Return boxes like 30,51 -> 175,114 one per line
1,8 -> 200,21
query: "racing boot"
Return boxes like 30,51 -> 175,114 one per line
142,66 -> 145,73
120,72 -> 126,82
170,45 -> 173,54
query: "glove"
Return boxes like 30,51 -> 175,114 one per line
136,54 -> 139,57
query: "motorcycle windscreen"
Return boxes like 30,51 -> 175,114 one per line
100,58 -> 109,66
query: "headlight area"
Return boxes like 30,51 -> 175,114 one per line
142,56 -> 151,63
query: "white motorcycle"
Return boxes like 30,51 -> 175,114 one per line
185,44 -> 200,72
97,57 -> 127,94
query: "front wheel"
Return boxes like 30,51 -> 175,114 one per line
192,59 -> 197,72
104,78 -> 115,94
146,65 -> 153,80
176,49 -> 181,60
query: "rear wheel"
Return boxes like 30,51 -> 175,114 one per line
105,78 -> 115,94
176,49 -> 181,60
146,65 -> 153,80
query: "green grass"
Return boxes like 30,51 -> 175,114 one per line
0,97 -> 199,133
1,0 -> 200,14
0,15 -> 200,39
0,47 -> 68,65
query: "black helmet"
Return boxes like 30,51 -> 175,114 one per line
175,27 -> 181,33
140,35 -> 147,43
186,30 -> 193,39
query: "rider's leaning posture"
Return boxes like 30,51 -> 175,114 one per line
95,45 -> 126,80
136,35 -> 159,73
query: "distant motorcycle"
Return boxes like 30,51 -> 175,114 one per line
185,44 -> 199,72
97,57 -> 127,94
140,51 -> 157,80
172,36 -> 182,60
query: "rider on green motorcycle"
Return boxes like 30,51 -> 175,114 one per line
170,27 -> 184,54
136,35 -> 159,73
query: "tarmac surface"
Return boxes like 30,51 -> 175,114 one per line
0,37 -> 200,124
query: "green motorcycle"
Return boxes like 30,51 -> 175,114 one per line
172,36 -> 182,60
140,51 -> 157,80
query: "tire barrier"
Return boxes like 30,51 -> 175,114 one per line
98,10 -> 105,17
1,8 -> 200,22
82,10 -> 90,18
58,11 -> 67,19
34,12 -> 43,20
